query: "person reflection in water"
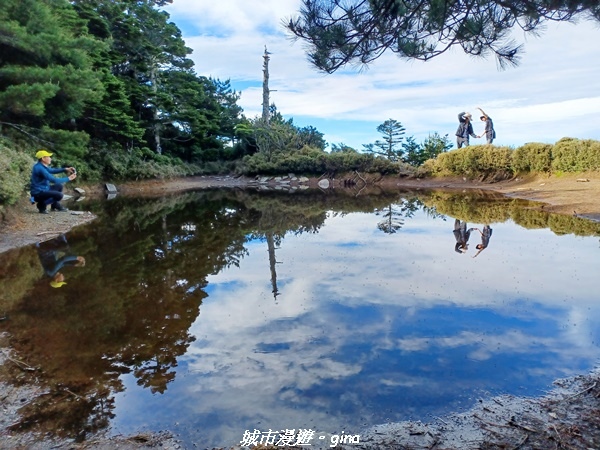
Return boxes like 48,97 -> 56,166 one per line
36,234 -> 85,288
453,219 -> 473,254
472,225 -> 493,258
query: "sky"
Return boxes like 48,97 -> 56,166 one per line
163,0 -> 600,151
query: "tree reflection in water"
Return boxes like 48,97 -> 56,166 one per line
1,187 -> 599,442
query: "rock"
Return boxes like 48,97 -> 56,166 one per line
74,187 -> 86,195
105,183 -> 118,193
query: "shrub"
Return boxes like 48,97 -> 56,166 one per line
238,148 -> 410,176
512,143 -> 553,173
427,145 -> 512,178
0,141 -> 34,205
40,127 -> 90,164
578,139 -> 600,170
549,137 -> 600,172
552,138 -> 584,172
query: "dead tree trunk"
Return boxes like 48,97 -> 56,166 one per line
262,46 -> 271,124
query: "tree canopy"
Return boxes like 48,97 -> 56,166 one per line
286,0 -> 600,73
0,0 -> 249,179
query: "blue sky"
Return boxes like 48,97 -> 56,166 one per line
164,0 -> 600,151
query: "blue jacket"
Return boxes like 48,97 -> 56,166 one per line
30,161 -> 69,195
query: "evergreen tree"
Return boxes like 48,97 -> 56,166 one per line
71,0 -> 145,147
331,143 -> 358,153
364,119 -> 405,161
211,78 -> 243,146
401,136 -> 422,166
0,0 -> 105,159
159,70 -> 223,162
116,1 -> 193,154
297,125 -> 326,151
287,0 -> 600,72
421,132 -> 453,162
402,132 -> 452,166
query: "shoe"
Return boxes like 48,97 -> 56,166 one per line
39,210 -> 48,214
51,205 -> 69,212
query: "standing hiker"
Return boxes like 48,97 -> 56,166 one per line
476,107 -> 496,144
455,112 -> 478,148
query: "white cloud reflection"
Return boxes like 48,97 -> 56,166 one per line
113,210 -> 599,447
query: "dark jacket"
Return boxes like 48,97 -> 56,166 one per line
30,161 -> 69,195
455,122 -> 476,139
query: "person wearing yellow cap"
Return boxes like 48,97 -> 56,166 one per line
50,273 -> 68,288
30,150 -> 77,214
36,234 -> 85,288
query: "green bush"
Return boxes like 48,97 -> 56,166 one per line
550,138 -> 600,172
512,142 -> 553,173
476,145 -> 513,173
85,142 -> 202,181
552,137 -> 584,172
239,148 -> 410,176
0,141 -> 34,204
430,145 -> 516,178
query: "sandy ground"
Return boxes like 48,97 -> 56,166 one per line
1,172 -> 600,449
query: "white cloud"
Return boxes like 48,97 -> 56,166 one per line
164,1 -> 600,148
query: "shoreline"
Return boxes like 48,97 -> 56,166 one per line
2,172 -> 600,255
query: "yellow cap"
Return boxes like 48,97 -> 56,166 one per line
50,281 -> 67,288
36,150 -> 53,159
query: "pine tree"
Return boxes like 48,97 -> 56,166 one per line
0,0 -> 105,159
364,119 -> 406,161
287,0 -> 600,72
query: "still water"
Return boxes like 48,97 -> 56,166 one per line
1,187 -> 599,448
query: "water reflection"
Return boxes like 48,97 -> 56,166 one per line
453,219 -> 473,253
0,188 -> 599,448
37,234 -> 86,289
473,224 -> 493,258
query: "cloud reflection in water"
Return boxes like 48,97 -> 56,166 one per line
112,209 -> 600,448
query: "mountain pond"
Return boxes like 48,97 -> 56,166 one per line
1,187 -> 599,449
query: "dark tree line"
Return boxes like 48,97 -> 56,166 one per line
0,0 -> 248,178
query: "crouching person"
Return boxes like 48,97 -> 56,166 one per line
30,150 -> 76,214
